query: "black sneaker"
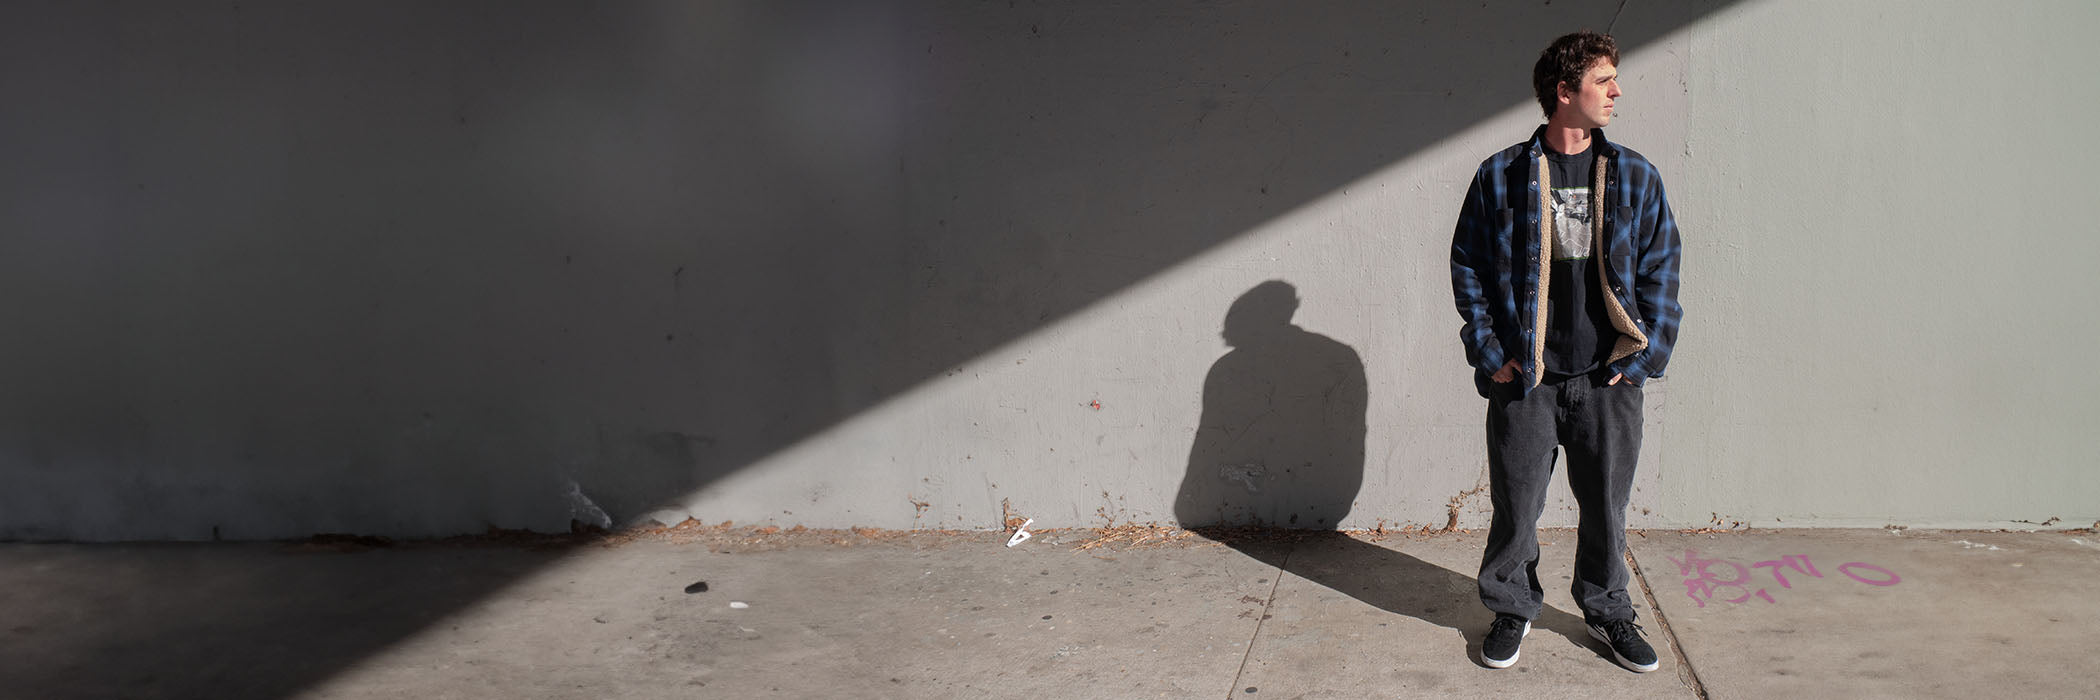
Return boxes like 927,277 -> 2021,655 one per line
1480,615 -> 1529,668
1588,619 -> 1660,672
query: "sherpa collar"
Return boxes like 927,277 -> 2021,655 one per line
1523,124 -> 1620,160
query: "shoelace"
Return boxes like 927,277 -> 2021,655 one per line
1598,619 -> 1645,641
1490,617 -> 1527,636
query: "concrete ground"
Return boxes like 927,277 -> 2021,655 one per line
2,526 -> 2096,699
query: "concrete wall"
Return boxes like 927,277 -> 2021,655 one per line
3,0 -> 2093,540
1660,0 -> 2100,529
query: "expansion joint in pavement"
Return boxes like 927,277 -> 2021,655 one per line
1224,546 -> 1291,700
1625,547 -> 1709,699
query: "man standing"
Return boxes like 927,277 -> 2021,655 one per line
1449,31 -> 1683,672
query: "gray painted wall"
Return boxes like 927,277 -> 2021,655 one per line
1660,0 -> 2100,529
3,0 -> 2093,540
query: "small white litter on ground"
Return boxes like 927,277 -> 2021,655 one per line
1006,519 -> 1033,547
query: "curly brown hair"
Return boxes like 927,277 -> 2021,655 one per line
1533,31 -> 1619,118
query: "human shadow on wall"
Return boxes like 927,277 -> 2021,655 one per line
1172,281 -> 1591,663
1175,280 -> 1365,529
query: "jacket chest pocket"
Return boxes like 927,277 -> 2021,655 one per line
1486,207 -> 1518,294
1492,208 -> 1518,261
1605,206 -> 1638,263
1603,206 -> 1638,307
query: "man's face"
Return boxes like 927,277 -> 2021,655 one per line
1557,59 -> 1621,128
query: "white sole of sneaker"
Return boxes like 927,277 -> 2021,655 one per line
1587,625 -> 1661,673
1481,621 -> 1529,669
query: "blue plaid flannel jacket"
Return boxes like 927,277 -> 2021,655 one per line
1450,126 -> 1683,398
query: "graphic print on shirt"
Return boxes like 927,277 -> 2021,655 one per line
1550,186 -> 1593,261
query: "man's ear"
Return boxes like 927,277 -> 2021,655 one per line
1557,81 -> 1574,106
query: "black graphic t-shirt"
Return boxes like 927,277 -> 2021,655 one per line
1543,143 -> 1617,376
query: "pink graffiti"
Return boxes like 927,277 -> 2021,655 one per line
1668,550 -> 1769,608
1752,554 -> 1823,588
1838,562 -> 1901,586
1671,550 -> 1898,606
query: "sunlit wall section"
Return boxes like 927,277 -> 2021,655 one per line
1658,0 -> 2100,529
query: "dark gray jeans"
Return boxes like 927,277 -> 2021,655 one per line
1478,370 -> 1642,623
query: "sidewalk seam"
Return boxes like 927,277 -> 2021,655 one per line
1224,548 -> 1290,700
1626,546 -> 1708,700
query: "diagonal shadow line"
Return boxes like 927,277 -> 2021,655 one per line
0,1 -> 1741,698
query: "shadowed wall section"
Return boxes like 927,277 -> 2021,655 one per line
0,0 -> 1740,539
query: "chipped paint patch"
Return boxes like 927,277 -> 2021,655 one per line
564,481 -> 613,530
